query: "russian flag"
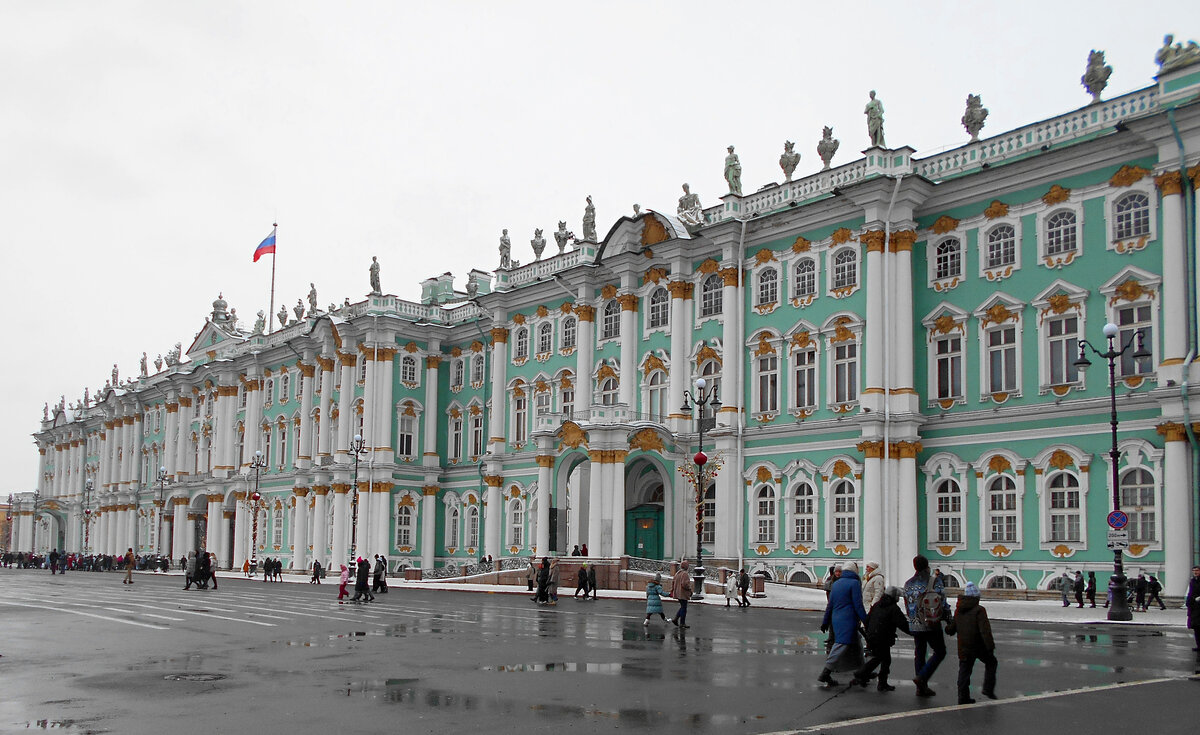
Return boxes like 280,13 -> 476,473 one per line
253,229 -> 276,262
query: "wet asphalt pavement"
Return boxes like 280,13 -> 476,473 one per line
0,569 -> 1197,734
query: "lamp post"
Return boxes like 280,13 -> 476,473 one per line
155,467 -> 168,560
680,376 -> 721,600
31,489 -> 41,555
248,450 -> 268,565
349,433 -> 368,563
1073,322 -> 1151,622
4,493 -> 12,554
83,479 -> 94,555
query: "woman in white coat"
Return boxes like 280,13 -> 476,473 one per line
725,571 -> 740,607
861,561 -> 886,612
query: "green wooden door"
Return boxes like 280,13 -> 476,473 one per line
625,505 -> 663,560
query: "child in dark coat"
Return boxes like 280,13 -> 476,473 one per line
946,582 -> 997,704
852,585 -> 911,691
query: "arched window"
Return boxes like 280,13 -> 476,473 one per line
986,225 -> 1016,268
449,415 -> 463,460
1120,468 -> 1155,542
466,506 -> 480,549
986,475 -> 1018,542
260,424 -> 272,467
561,379 -> 575,419
513,392 -> 528,443
756,486 -> 776,543
701,485 -> 716,544
452,359 -> 464,388
648,287 -> 669,328
514,328 -> 529,359
987,574 -> 1018,589
264,379 -> 275,404
935,238 -> 962,280
833,249 -> 857,289
757,268 -> 779,306
509,500 -> 525,547
280,372 -> 291,402
647,371 -> 667,422
471,355 -> 484,383
1048,473 -> 1081,542
236,424 -> 245,468
600,377 -> 618,406
446,506 -> 460,549
794,259 -> 816,297
401,356 -> 417,384
395,505 -> 413,548
832,480 -> 856,542
538,322 -> 553,354
561,317 -> 577,349
700,273 -> 723,317
792,482 -> 816,543
1114,192 -> 1150,240
934,479 -> 962,543
1045,211 -> 1078,255
602,300 -> 620,339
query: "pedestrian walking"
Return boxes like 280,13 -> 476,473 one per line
533,557 -> 550,604
947,582 -> 997,705
1086,571 -> 1097,608
372,555 -> 386,593
206,553 -> 219,590
548,560 -> 560,605
739,568 -> 752,608
49,549 -> 60,575
861,561 -> 885,612
724,571 -> 738,608
1186,566 -> 1200,651
183,551 -> 197,590
337,564 -> 349,603
818,560 -> 869,687
644,573 -> 668,626
526,559 -> 536,593
580,544 -> 589,556
353,557 -> 373,602
587,563 -> 598,600
1146,575 -> 1166,610
311,559 -> 323,584
575,563 -> 590,599
823,564 -> 842,653
196,551 -> 212,589
852,585 -> 912,691
670,559 -> 694,628
904,554 -> 951,697
570,545 -> 581,557
1134,572 -> 1148,611
1073,571 -> 1085,608
121,548 -> 134,584
1059,570 -> 1072,607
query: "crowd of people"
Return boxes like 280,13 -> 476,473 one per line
1,549 -> 175,573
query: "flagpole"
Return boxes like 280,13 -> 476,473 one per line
268,223 -> 277,335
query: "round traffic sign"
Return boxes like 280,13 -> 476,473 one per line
1107,510 -> 1128,529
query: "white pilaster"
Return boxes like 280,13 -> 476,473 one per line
1162,432 -> 1192,592
618,294 -> 638,408
292,489 -> 310,571
422,487 -> 438,568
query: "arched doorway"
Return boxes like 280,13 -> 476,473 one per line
624,458 -> 665,559
556,452 -> 591,553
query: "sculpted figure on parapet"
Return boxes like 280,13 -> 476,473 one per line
677,183 -> 702,227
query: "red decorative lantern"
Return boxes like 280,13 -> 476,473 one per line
693,451 -> 708,466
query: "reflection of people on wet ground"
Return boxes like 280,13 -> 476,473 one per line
574,564 -> 590,599
670,560 -> 693,628
724,571 -> 738,608
337,564 -> 349,603
852,584 -> 911,691
818,560 -> 868,687
1186,566 -> 1200,651
947,582 -> 997,705
644,573 -> 669,626
533,557 -> 550,604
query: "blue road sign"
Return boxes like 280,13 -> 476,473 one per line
1107,510 -> 1129,530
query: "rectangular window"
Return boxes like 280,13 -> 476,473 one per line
398,416 -> 415,459
471,415 -> 484,458
561,389 -> 574,419
834,343 -> 858,403
757,518 -> 775,544
934,335 -> 962,400
451,418 -> 463,461
987,327 -> 1017,393
1116,304 -> 1153,377
793,349 -> 816,409
757,356 -> 778,413
937,516 -> 960,544
514,397 -> 527,444
833,516 -> 855,543
1047,315 -> 1079,385
701,492 -> 715,545
1050,488 -> 1080,542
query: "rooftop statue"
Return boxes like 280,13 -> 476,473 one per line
864,90 -> 885,148
582,196 -> 597,242
633,203 -> 641,216
677,183 -> 702,227
779,140 -> 800,182
817,126 -> 840,170
43,402 -> 48,421
253,311 -> 266,336
369,256 -> 381,295
112,364 -> 119,386
83,387 -> 90,406
139,352 -> 148,377
724,146 -> 742,196
153,355 -> 162,372
499,229 -> 512,268
553,221 -> 574,255
278,305 -> 289,329
531,228 -> 546,260
1081,49 -> 1112,103
961,94 -> 989,142
466,280 -> 479,298
1156,33 -> 1200,74
294,299 -> 305,322
308,283 -> 319,314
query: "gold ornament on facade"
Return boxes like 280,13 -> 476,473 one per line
402,341 -> 419,353
889,230 -> 917,252
641,215 -> 669,245
752,333 -> 776,357
696,344 -> 722,367
753,248 -> 777,265
489,328 -> 509,344
832,544 -> 850,556
856,440 -> 884,459
982,303 -> 1018,327
1050,544 -> 1074,558
535,305 -> 549,318
790,544 -> 812,555
643,354 -> 667,377
512,313 -> 526,325
667,280 -> 692,299
832,460 -> 852,478
719,267 -> 739,287
629,428 -> 665,453
534,379 -> 549,394
644,266 -> 667,285
831,227 -> 853,245
1108,164 -> 1150,187
337,351 -> 357,366
989,544 -> 1012,558
983,200 -> 1009,219
597,364 -> 618,382
512,384 -> 525,398
617,293 -> 640,311
557,421 -> 589,450
987,455 -> 1012,474
792,236 -> 812,253
1156,422 -> 1187,442
933,314 -> 964,335
860,230 -> 885,253
1048,449 -> 1075,470
1190,165 -> 1200,192
1111,278 -> 1154,305
560,374 -> 573,389
535,455 -> 555,468
830,318 -> 855,344
600,284 -> 618,300
697,257 -> 720,275
931,216 -> 960,235
574,304 -> 596,322
1042,184 -> 1071,205
755,466 -> 774,483
449,346 -> 462,358
936,545 -> 956,557
508,485 -> 522,499
895,441 -> 923,459
402,402 -> 417,417
1154,170 -> 1183,196
468,404 -> 482,416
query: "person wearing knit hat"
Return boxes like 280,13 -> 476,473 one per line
818,561 -> 869,687
947,580 -> 996,704
852,584 -> 912,691
861,561 -> 886,613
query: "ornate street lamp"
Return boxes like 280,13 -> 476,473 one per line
83,479 -> 94,555
680,376 -> 721,600
155,467 -> 168,560
1073,322 -> 1151,622
248,450 -> 268,564
349,433 -> 368,563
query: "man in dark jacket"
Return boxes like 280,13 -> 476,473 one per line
1085,571 -> 1097,608
1186,566 -> 1200,651
904,554 -> 950,697
852,585 -> 911,691
947,582 -> 997,704
1135,572 -> 1148,611
738,568 -> 752,608
1073,571 -> 1085,608
1145,575 -> 1166,610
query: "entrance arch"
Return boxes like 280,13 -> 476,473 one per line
555,450 -> 591,554
624,456 -> 667,560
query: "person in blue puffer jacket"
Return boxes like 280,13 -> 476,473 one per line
818,561 -> 869,687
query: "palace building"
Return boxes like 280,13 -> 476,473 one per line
16,41 -> 1200,591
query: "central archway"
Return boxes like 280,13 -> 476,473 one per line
624,457 -> 666,560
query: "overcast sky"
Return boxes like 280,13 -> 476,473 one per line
2,1 -> 1196,492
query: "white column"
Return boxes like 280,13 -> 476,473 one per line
861,451 -> 883,568
242,381 -> 263,469
292,488 -> 310,571
1157,178 -> 1187,364
896,448 -> 919,572
618,293 -> 638,408
163,400 -> 179,475
1162,430 -> 1192,593
232,495 -> 248,570
172,499 -> 187,560
374,485 -> 392,559
610,455 -> 625,558
588,454 -> 604,556
421,348 -> 441,468
353,479 -> 370,561
575,302 -> 595,411
206,493 -> 223,555
668,282 -> 690,431
184,510 -> 196,554
213,387 -> 235,476
311,488 -> 328,569
331,486 -> 349,564
718,267 -> 740,427
317,358 -> 335,459
175,400 -> 191,478
336,352 -> 356,461
421,487 -> 438,568
297,364 -> 315,469
488,324 -> 508,452
536,456 -> 553,555
362,348 -> 377,454
890,232 -> 916,391
484,479 -> 502,561
863,235 -> 885,408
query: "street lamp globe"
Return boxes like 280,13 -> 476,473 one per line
695,377 -> 706,390
1103,322 -> 1119,339
353,434 -> 362,443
